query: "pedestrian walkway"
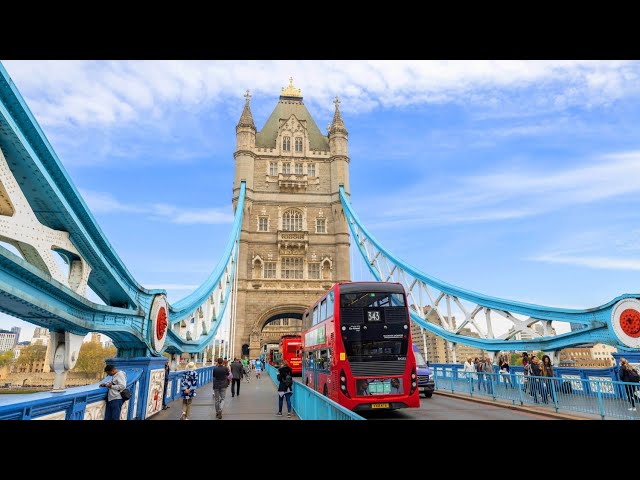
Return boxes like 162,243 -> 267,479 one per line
151,372 -> 299,420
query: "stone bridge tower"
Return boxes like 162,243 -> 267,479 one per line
231,79 -> 350,358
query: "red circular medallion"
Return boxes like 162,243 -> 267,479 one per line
156,306 -> 168,340
620,308 -> 640,337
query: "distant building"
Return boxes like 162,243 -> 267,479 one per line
31,327 -> 49,346
90,333 -> 102,343
411,307 -> 484,364
13,341 -> 29,359
0,329 -> 18,353
10,327 -> 20,345
559,346 -> 612,368
591,343 -> 617,366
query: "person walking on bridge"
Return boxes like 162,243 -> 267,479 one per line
619,358 -> 640,411
230,357 -> 244,397
213,357 -> 230,419
276,360 -> 294,418
180,361 -> 198,420
462,357 -> 476,391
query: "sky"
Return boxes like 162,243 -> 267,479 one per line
2,60 -> 640,344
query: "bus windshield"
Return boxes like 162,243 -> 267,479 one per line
340,292 -> 405,308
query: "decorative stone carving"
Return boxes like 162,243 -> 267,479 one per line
150,295 -> 169,353
145,368 -> 165,418
84,400 -> 107,420
34,410 -> 66,420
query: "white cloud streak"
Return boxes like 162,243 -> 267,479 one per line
531,253 -> 640,271
3,60 -> 640,129
79,189 -> 233,225
368,150 -> 640,228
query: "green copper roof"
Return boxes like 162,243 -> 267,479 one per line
256,97 -> 330,151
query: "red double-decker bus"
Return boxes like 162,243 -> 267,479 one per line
301,281 -> 420,412
280,334 -> 302,375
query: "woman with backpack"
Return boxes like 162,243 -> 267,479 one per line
276,359 -> 294,418
619,358 -> 640,411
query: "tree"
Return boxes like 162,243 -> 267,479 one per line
511,353 -> 523,366
0,349 -> 14,367
72,342 -> 117,379
16,344 -> 47,368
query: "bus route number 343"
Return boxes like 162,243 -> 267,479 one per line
367,311 -> 381,322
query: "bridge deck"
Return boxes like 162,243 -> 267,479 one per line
151,374 -> 299,421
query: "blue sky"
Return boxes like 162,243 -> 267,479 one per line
2,60 -> 640,343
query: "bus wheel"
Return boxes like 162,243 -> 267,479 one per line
323,384 -> 329,397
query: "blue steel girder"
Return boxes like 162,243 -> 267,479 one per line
339,186 -> 640,353
0,246 -> 149,351
0,58 -> 247,357
0,63 -> 153,308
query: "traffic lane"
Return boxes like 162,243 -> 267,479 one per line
360,393 -> 556,420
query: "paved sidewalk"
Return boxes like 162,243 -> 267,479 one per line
150,374 -> 299,420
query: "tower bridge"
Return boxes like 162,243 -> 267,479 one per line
0,64 -> 638,420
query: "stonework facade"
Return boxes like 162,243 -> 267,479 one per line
231,82 -> 351,357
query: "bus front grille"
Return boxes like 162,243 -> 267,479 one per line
349,360 -> 407,377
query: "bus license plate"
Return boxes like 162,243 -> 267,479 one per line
371,403 -> 390,409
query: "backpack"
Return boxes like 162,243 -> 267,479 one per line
284,372 -> 293,387
628,368 -> 640,383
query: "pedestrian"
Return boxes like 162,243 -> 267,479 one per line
100,363 -> 127,421
180,361 -> 198,420
162,360 -> 171,410
255,357 -> 262,380
276,359 -> 294,417
619,358 -> 640,411
474,357 -> 484,391
212,357 -> 230,419
462,357 -> 476,391
482,356 -> 494,394
528,355 -> 546,403
541,354 -> 555,402
499,356 -> 512,388
230,357 -> 243,397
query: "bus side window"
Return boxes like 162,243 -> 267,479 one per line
320,298 -> 327,321
318,349 -> 330,370
326,291 -> 334,318
307,350 -> 315,369
313,305 -> 319,325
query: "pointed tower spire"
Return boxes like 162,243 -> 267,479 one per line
236,89 -> 256,130
329,96 -> 347,135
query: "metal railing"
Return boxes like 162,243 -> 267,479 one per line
433,367 -> 640,419
0,364 -> 215,420
264,363 -> 365,420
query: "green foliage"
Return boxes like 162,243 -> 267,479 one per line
0,349 -> 14,367
510,353 -> 523,366
72,342 -> 117,378
16,344 -> 47,367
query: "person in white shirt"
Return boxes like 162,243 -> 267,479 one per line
462,357 -> 477,391
100,364 -> 127,421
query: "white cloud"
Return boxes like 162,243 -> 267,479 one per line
144,284 -> 200,290
368,150 -> 640,229
3,60 -> 640,129
80,189 -> 234,225
531,253 -> 640,271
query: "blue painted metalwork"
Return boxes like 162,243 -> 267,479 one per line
431,365 -> 640,420
264,363 -> 364,420
0,62 -> 246,357
0,362 -> 215,420
340,186 -> 640,352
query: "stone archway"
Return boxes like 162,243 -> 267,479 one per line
249,304 -> 307,356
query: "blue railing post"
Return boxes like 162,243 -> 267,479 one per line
517,375 -> 525,405
595,381 -> 605,419
450,371 -> 455,393
468,375 -> 473,396
551,378 -> 559,413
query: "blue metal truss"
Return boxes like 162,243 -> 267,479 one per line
0,62 -> 246,356
340,186 -> 640,353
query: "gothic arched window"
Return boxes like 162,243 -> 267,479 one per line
282,136 -> 291,151
295,137 -> 303,152
283,209 -> 303,231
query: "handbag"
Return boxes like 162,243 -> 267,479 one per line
120,388 -> 132,401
